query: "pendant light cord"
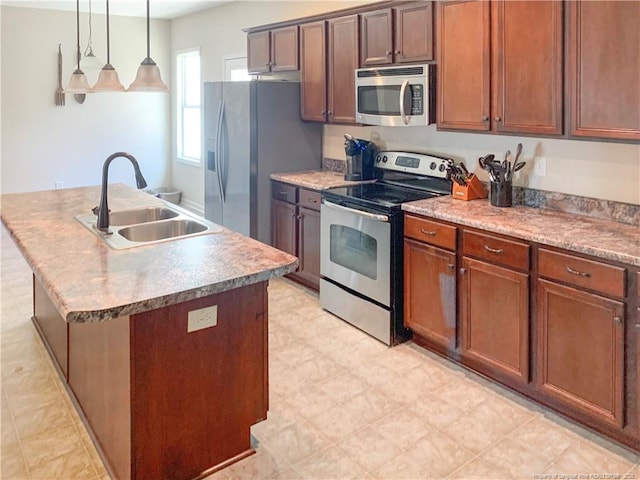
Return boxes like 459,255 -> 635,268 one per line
106,0 -> 110,64
76,0 -> 81,68
146,0 -> 150,59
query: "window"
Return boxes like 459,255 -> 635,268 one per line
177,49 -> 201,163
224,56 -> 251,82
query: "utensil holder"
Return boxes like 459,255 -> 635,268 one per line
490,181 -> 512,207
452,174 -> 488,201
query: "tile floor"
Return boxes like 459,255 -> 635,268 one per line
1,225 -> 638,479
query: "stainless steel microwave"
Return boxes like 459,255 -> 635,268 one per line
355,64 -> 435,127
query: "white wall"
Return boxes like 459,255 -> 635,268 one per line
0,6 -> 172,194
170,0 -> 377,212
325,125 -> 640,205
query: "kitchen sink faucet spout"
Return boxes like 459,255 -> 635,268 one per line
96,152 -> 148,232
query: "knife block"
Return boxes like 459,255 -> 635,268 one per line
452,174 -> 488,201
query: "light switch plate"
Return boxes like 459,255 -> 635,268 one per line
187,305 -> 218,332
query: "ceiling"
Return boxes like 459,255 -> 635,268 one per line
0,0 -> 230,19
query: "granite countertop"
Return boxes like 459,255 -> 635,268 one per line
403,197 -> 640,267
0,184 -> 298,323
270,170 -> 372,191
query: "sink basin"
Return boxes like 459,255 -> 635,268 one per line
119,219 -> 208,242
75,202 -> 223,249
109,207 -> 179,226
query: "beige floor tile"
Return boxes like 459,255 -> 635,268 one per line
317,371 -> 371,404
336,426 -> 404,473
508,416 -> 581,461
292,446 -> 367,480
433,377 -> 492,413
1,443 -> 30,480
283,384 -> 340,421
446,457 -> 513,479
228,445 -> 291,480
480,438 -> 554,479
404,430 -> 476,478
371,409 -> 431,451
20,425 -> 86,470
409,393 -> 466,431
267,466 -> 302,479
546,441 -> 637,477
371,450 -> 441,480
251,408 -> 304,444
341,388 -> 401,424
262,419 -> 332,465
27,450 -> 97,480
12,400 -> 73,440
305,400 -> 370,443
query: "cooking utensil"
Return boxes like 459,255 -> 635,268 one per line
55,44 -> 65,106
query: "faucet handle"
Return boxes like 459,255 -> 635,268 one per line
92,205 -> 99,216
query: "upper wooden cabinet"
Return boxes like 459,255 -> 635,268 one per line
567,1 -> 640,141
360,3 -> 434,66
247,26 -> 299,74
437,0 -> 563,136
301,16 -> 359,124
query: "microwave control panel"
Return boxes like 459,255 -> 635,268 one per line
409,85 -> 423,115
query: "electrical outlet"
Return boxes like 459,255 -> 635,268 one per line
187,305 -> 218,332
55,181 -> 64,189
532,156 -> 547,177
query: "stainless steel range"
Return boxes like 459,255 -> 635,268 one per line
320,151 -> 453,346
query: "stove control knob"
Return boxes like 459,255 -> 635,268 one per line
376,155 -> 381,163
382,155 -> 388,163
438,163 -> 446,172
430,162 -> 437,170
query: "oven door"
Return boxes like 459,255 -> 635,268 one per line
320,200 -> 391,307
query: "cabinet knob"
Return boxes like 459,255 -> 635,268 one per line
614,316 -> 622,325
320,110 -> 326,115
460,268 -> 466,274
394,50 -> 401,55
482,115 -> 489,122
494,116 -> 502,123
447,263 -> 455,270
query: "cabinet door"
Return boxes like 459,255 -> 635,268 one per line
394,3 -> 434,64
297,206 -> 321,290
437,1 -> 490,131
461,257 -> 529,384
360,8 -> 393,66
271,26 -> 299,72
327,15 -> 359,125
271,199 -> 297,257
300,21 -> 327,122
538,279 -> 624,427
568,1 -> 640,140
404,239 -> 456,350
492,1 -> 563,135
247,31 -> 271,74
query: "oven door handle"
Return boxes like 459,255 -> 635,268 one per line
322,200 -> 389,222
399,79 -> 410,125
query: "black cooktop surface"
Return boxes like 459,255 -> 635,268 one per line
323,182 -> 443,211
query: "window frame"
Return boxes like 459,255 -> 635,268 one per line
176,48 -> 202,166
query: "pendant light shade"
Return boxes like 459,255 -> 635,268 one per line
66,0 -> 93,93
93,0 -> 125,92
128,0 -> 168,92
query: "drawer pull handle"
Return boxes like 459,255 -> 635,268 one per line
484,245 -> 504,254
566,266 -> 591,278
421,228 -> 436,236
279,191 -> 288,195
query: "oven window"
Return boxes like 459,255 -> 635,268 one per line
329,225 -> 377,280
358,85 -> 402,115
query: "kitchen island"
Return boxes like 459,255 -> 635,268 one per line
0,184 -> 298,480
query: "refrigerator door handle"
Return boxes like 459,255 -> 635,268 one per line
220,101 -> 228,200
216,100 -> 225,204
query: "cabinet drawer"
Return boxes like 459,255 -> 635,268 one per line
271,182 -> 297,204
463,230 -> 529,271
538,249 -> 625,299
404,215 -> 456,250
298,188 -> 321,211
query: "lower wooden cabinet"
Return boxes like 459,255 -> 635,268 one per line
271,181 -> 321,290
404,238 -> 456,350
460,256 -> 529,384
537,279 -> 625,427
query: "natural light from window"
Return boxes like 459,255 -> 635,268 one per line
177,49 -> 201,163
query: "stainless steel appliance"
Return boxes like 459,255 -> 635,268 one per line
320,150 -> 453,345
204,81 -> 322,244
344,135 -> 377,181
355,64 -> 435,127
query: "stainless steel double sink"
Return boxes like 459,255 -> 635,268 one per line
75,204 -> 223,249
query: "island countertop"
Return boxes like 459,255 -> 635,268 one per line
0,184 -> 298,323
270,169 -> 373,191
403,197 -> 640,267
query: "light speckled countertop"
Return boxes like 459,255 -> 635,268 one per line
270,170 -> 371,191
403,197 -> 640,267
0,184 -> 297,323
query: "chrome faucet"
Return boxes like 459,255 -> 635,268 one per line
96,152 -> 148,232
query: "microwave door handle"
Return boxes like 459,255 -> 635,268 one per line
399,79 -> 410,125
322,200 -> 389,222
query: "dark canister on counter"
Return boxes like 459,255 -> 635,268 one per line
490,181 -> 512,207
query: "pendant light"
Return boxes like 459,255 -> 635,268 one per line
128,0 -> 169,92
66,0 -> 93,93
93,0 -> 125,91
82,0 -> 104,71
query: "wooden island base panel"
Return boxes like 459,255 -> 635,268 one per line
33,277 -> 269,480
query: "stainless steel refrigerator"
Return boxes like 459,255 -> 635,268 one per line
204,81 -> 323,245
